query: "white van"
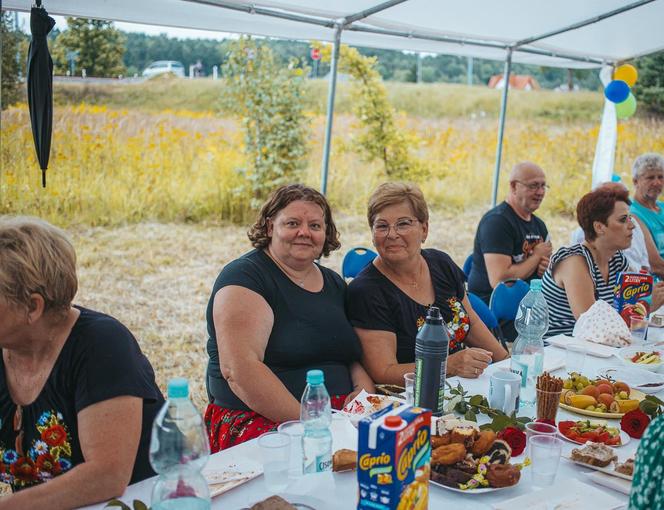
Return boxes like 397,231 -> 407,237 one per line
142,61 -> 185,78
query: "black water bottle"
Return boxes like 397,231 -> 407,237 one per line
414,306 -> 449,416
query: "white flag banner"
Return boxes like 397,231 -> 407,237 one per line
591,66 -> 617,189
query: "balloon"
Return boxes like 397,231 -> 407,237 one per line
614,64 -> 638,87
616,94 -> 637,120
611,174 -> 622,182
605,80 -> 630,103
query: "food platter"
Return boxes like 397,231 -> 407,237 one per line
597,367 -> 664,395
563,454 -> 633,481
559,388 -> 646,419
557,422 -> 630,447
429,479 -> 516,494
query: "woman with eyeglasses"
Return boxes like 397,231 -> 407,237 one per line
347,182 -> 508,383
204,184 -> 373,452
0,217 -> 163,509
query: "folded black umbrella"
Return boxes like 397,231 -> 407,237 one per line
27,2 -> 56,187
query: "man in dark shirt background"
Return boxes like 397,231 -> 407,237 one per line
468,161 -> 552,340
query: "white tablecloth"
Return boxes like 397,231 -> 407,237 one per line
82,344 -> 663,510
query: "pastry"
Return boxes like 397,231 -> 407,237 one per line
570,442 -> 617,468
332,449 -> 357,472
431,433 -> 452,449
431,443 -> 467,466
430,464 -> 474,487
614,458 -> 634,477
450,426 -> 476,448
485,439 -> 512,465
433,414 -> 480,435
250,495 -> 297,510
470,430 -> 496,457
486,463 -> 521,488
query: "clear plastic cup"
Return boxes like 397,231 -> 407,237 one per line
404,372 -> 415,405
530,435 -> 563,487
630,316 -> 649,344
565,343 -> 587,374
524,421 -> 558,457
257,432 -> 290,492
277,420 -> 304,479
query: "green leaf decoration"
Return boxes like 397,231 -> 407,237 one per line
465,409 -> 477,422
469,395 -> 484,406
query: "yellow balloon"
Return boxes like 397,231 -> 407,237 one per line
614,64 -> 638,87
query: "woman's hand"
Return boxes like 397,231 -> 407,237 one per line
651,281 -> 664,311
343,388 -> 364,408
448,348 -> 493,378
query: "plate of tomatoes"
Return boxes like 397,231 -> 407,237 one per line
558,420 -> 629,447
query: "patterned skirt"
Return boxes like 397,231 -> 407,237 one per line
205,394 -> 348,453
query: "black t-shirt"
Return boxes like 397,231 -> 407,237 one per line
206,249 -> 362,410
0,307 -> 164,491
346,249 -> 471,363
468,201 -> 548,302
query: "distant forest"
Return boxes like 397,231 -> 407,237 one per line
120,32 -> 602,90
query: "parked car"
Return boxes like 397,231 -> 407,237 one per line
142,61 -> 185,78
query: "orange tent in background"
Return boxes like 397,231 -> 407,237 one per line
488,74 -> 540,90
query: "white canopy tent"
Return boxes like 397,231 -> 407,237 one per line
5,0 -> 664,201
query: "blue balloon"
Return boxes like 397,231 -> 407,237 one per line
605,80 -> 630,103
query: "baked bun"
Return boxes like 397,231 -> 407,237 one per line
486,463 -> 520,488
450,426 -> 476,448
431,443 -> 467,466
250,495 -> 297,509
332,449 -> 357,472
470,430 -> 496,457
431,433 -> 452,449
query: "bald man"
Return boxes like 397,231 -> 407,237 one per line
468,162 -> 552,333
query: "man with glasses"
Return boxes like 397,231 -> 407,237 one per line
469,162 -> 552,339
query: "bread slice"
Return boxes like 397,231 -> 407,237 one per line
570,442 -> 617,467
250,495 -> 297,510
333,448 -> 357,472
614,458 -> 634,477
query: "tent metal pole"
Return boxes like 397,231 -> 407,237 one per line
320,23 -> 342,195
491,48 -> 513,208
345,0 -> 408,24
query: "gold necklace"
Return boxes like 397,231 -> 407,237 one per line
383,257 -> 423,288
267,249 -> 315,287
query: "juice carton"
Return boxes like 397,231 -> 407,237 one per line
613,271 -> 653,325
357,405 -> 430,510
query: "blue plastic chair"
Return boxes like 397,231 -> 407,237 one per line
489,279 -> 530,323
342,247 -> 377,279
462,254 -> 473,280
467,292 -> 498,329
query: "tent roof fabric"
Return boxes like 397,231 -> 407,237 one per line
4,0 -> 664,69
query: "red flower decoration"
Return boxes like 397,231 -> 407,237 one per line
41,424 -> 67,447
35,453 -> 61,475
497,426 -> 527,456
10,457 -> 38,482
621,409 -> 651,439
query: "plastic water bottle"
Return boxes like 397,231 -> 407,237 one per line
510,279 -> 549,408
150,378 -> 211,510
414,306 -> 450,416
300,369 -> 332,473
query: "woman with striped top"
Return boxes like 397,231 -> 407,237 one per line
543,183 -> 664,337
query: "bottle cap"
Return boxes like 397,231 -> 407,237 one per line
167,377 -> 189,398
306,369 -> 324,385
530,279 -> 542,291
384,416 -> 403,428
426,306 -> 443,324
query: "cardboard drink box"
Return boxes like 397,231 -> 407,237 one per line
613,271 -> 653,325
357,404 -> 431,510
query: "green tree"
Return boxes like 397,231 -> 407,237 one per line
223,37 -> 310,206
635,51 -> 664,116
317,43 -> 429,182
1,12 -> 23,109
54,18 -> 125,77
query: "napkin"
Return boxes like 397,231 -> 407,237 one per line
573,300 -> 631,347
586,471 -> 633,495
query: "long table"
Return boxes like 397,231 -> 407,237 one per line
83,344 -> 663,509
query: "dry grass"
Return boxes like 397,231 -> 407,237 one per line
69,210 -> 577,412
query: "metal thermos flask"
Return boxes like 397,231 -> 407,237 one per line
414,306 -> 450,416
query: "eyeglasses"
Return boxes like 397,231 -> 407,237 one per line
14,405 -> 24,457
514,180 -> 550,191
372,218 -> 419,237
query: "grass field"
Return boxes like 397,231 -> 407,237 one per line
1,77 -> 663,409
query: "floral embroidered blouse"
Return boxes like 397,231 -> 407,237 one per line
0,307 -> 164,491
347,249 -> 471,363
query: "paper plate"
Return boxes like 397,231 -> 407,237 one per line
562,454 -> 633,481
559,388 -> 646,419
430,478 -> 517,494
597,366 -> 664,395
557,425 -> 630,447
